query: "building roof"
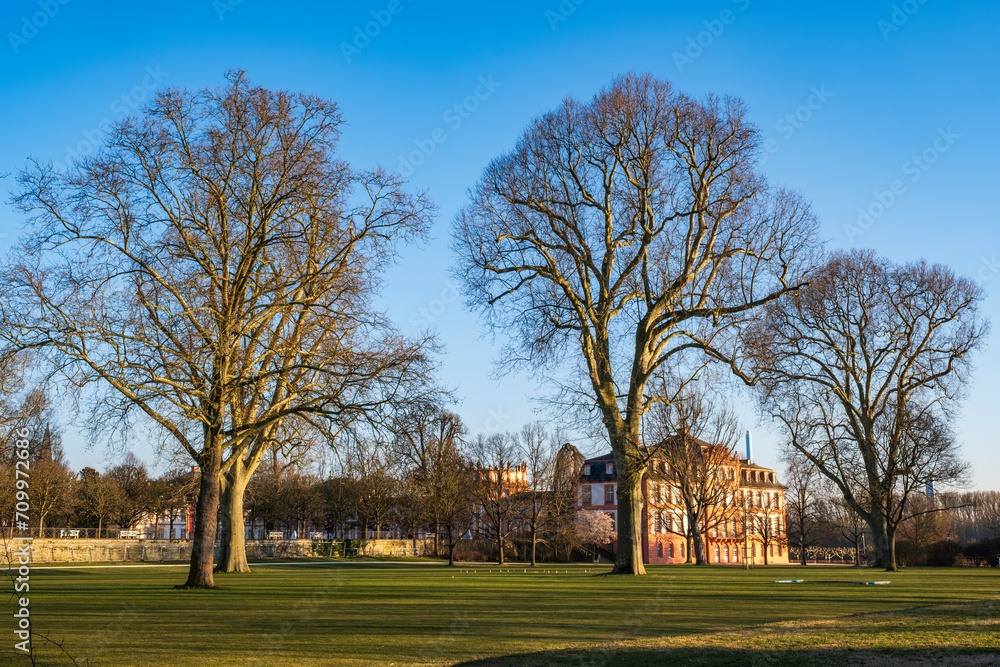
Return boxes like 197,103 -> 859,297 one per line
580,453 -> 617,482
579,448 -> 787,490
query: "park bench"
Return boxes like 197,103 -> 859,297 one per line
267,531 -> 284,540
119,530 -> 139,539
58,529 -> 81,538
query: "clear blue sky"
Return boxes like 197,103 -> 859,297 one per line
2,0 -> 998,488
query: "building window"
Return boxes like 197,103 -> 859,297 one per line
654,484 -> 661,504
583,464 -> 590,476
770,544 -> 774,557
724,546 -> 730,563
605,484 -> 615,505
606,463 -> 614,475
657,542 -> 663,558
734,548 -> 739,562
607,513 -> 615,532
582,485 -> 592,506
714,545 -> 721,563
680,542 -> 685,559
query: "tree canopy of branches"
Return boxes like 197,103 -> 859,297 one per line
3,71 -> 433,587
453,72 -> 818,574
747,249 -> 986,570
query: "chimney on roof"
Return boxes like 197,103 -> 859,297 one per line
745,430 -> 753,464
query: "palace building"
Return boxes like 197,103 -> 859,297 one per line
578,433 -> 788,565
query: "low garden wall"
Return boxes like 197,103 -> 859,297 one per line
1,538 -> 445,564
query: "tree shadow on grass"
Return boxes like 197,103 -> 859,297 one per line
456,647 -> 1000,666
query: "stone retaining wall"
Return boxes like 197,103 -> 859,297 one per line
1,538 -> 445,563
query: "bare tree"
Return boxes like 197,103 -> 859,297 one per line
513,422 -> 558,566
76,467 -> 123,538
547,443 -> 585,561
470,433 -> 522,565
646,380 -> 741,565
3,71 -> 432,587
392,403 -> 466,556
106,453 -> 153,532
747,250 -> 985,570
453,72 -> 818,574
749,503 -> 786,565
29,460 -> 75,534
784,452 -> 821,566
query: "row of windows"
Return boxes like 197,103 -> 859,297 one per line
654,542 -> 783,562
581,484 -> 616,506
649,512 -> 784,537
582,480 -> 783,510
581,462 -> 614,476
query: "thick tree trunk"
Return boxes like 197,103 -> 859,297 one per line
871,516 -> 898,571
611,462 -> 646,575
530,526 -> 537,566
216,467 -> 251,573
183,444 -> 222,589
692,529 -> 708,565
685,534 -> 694,564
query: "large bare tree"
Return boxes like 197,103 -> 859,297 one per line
747,249 -> 985,570
2,71 -> 432,587
453,73 -> 817,574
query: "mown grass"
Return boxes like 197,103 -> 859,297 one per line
4,562 -> 998,665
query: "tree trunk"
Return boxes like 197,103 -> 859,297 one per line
216,466 -> 251,573
692,529 -> 707,565
611,461 -> 647,575
530,525 -> 537,566
871,516 -> 898,571
434,521 -> 440,558
182,444 -> 222,589
447,526 -> 456,566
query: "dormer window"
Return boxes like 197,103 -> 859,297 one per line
583,464 -> 591,476
606,463 -> 614,475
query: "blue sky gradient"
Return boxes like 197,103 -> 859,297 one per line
2,0 -> 998,487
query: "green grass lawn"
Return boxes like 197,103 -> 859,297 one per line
5,562 -> 999,665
